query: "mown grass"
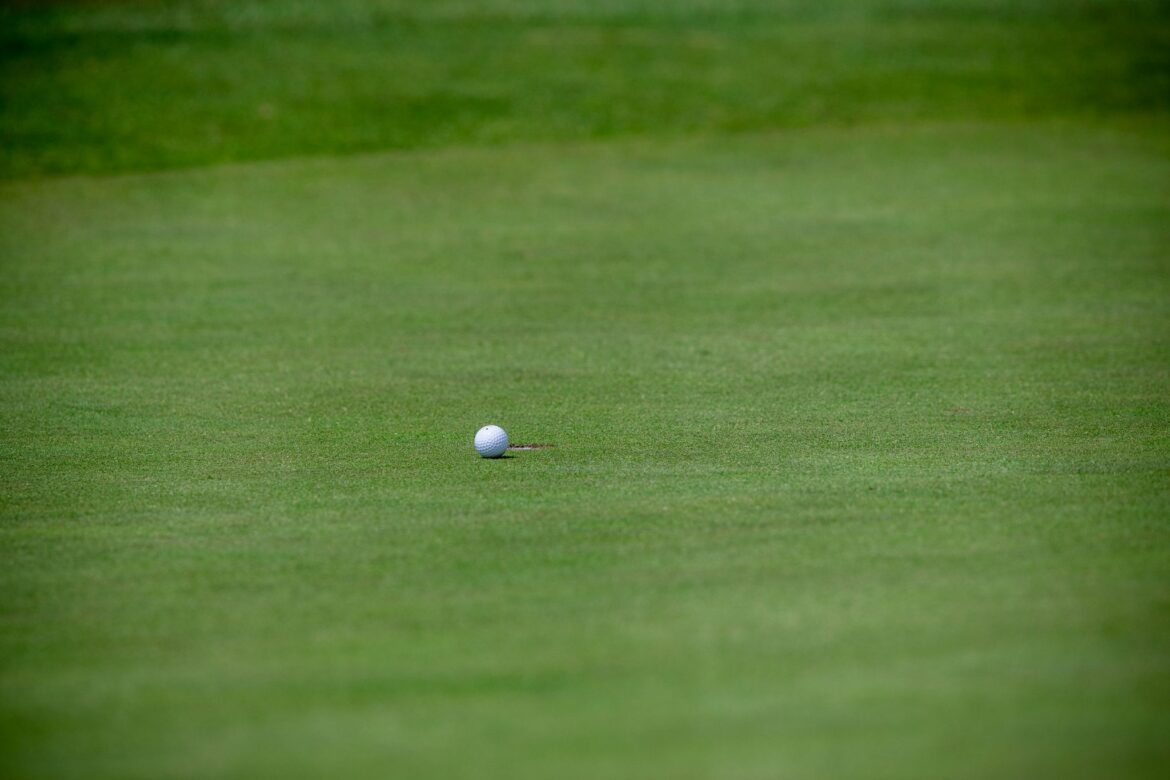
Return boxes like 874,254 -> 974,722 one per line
3,120 -> 1169,778
2,1 -> 1169,778
2,0 -> 1167,177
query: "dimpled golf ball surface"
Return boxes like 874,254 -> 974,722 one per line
474,425 -> 509,458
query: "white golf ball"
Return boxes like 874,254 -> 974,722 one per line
474,425 -> 509,458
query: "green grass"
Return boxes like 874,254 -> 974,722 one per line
4,120 -> 1169,778
2,1 -> 1170,778
2,0 -> 1168,178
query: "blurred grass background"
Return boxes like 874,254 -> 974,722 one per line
2,0 -> 1168,178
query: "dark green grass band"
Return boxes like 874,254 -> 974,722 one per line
2,0 -> 1168,178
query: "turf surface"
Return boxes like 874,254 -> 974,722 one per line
3,0 -> 1168,178
2,2 -> 1170,779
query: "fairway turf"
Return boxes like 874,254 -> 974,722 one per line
3,1 -> 1170,779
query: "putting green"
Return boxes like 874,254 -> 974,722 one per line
2,120 -> 1168,778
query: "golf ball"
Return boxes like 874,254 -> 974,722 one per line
474,425 -> 509,458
